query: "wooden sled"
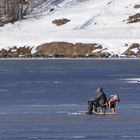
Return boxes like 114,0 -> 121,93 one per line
92,110 -> 117,115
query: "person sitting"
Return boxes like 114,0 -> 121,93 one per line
87,87 -> 107,114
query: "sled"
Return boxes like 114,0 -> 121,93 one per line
92,110 -> 117,115
68,110 -> 117,115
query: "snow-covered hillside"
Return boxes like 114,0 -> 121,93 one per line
0,0 -> 140,56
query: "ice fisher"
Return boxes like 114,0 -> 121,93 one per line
87,87 -> 107,114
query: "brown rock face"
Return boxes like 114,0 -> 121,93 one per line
35,42 -> 109,58
52,18 -> 70,26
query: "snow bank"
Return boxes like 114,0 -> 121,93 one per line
0,0 -> 140,55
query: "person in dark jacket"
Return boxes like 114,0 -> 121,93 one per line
87,87 -> 107,114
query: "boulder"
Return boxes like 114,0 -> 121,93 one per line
52,18 -> 70,26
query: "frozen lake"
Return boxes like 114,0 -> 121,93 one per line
0,59 -> 140,140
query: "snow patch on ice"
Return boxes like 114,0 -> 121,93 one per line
122,78 -> 140,83
54,81 -> 61,84
70,135 -> 86,139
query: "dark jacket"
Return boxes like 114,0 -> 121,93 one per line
89,87 -> 107,107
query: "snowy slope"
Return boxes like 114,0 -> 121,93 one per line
0,0 -> 140,55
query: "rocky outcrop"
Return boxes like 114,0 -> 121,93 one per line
35,42 -> 110,58
52,18 -> 70,26
123,43 -> 140,57
1,42 -> 140,58
0,49 -> 8,57
0,46 -> 32,58
127,13 -> 140,23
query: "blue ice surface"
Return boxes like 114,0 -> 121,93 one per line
0,59 -> 140,140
